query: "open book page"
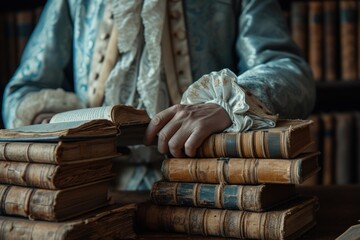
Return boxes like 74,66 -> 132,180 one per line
0,120 -> 117,142
9,121 -> 92,132
50,106 -> 113,124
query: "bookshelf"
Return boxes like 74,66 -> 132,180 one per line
0,0 -> 45,129
279,0 -> 360,110
279,0 -> 360,186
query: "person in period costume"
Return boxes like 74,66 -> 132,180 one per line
2,0 -> 315,189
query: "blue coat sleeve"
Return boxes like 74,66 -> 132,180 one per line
2,0 -> 80,128
236,0 -> 316,119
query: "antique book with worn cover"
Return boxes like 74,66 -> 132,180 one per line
340,0 -> 358,81
0,203 -> 137,240
0,104 -> 149,143
0,159 -> 113,189
0,180 -> 110,221
137,196 -> 318,240
324,0 -> 339,82
308,1 -> 324,81
321,113 -> 335,185
335,112 -> 355,184
0,119 -> 118,141
162,152 -> 320,185
291,1 -> 307,58
0,137 -> 117,164
196,119 -> 313,159
49,104 -> 150,126
150,181 -> 297,212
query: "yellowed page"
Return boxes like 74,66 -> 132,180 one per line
50,106 -> 113,123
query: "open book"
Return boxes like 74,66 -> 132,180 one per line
0,105 -> 150,143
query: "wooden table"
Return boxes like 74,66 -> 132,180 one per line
110,184 -> 360,239
297,185 -> 360,239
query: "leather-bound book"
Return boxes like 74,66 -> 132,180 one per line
340,0 -> 358,81
324,0 -> 339,82
0,179 -> 110,221
302,114 -> 321,185
0,104 -> 149,143
321,113 -> 335,185
335,112 -> 355,184
0,203 -> 136,240
162,152 -> 320,185
0,137 -> 117,164
308,1 -> 324,81
291,1 -> 308,58
196,119 -> 313,159
0,158 -> 113,189
151,181 -> 296,212
137,197 -> 318,240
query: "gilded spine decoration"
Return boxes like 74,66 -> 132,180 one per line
151,181 -> 265,211
197,131 -> 290,159
162,155 -> 318,184
0,142 -> 56,163
140,204 -> 285,239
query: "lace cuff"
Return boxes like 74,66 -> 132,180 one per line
14,88 -> 85,128
180,69 -> 278,132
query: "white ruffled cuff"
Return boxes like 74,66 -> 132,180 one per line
180,69 -> 278,132
14,88 -> 85,128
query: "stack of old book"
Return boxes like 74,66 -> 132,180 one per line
0,104 -> 150,239
139,119 -> 321,239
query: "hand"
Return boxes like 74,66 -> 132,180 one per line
32,113 -> 55,124
144,103 -> 231,157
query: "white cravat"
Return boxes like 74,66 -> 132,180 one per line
106,0 -> 169,118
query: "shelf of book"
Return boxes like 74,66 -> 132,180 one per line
278,0 -> 360,186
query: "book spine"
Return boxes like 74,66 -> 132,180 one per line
0,185 -> 56,220
0,161 -> 56,189
0,204 -> 137,239
0,217 -> 67,239
308,1 -> 324,81
4,12 -> 18,78
151,181 -> 266,211
0,142 -> 57,163
324,1 -> 339,82
355,112 -> 360,183
302,115 -> 321,185
321,113 -> 335,185
335,113 -> 355,184
340,1 -> 358,81
196,131 -> 290,159
291,1 -> 308,58
15,9 -> 34,62
138,204 -> 285,239
162,157 -> 308,184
